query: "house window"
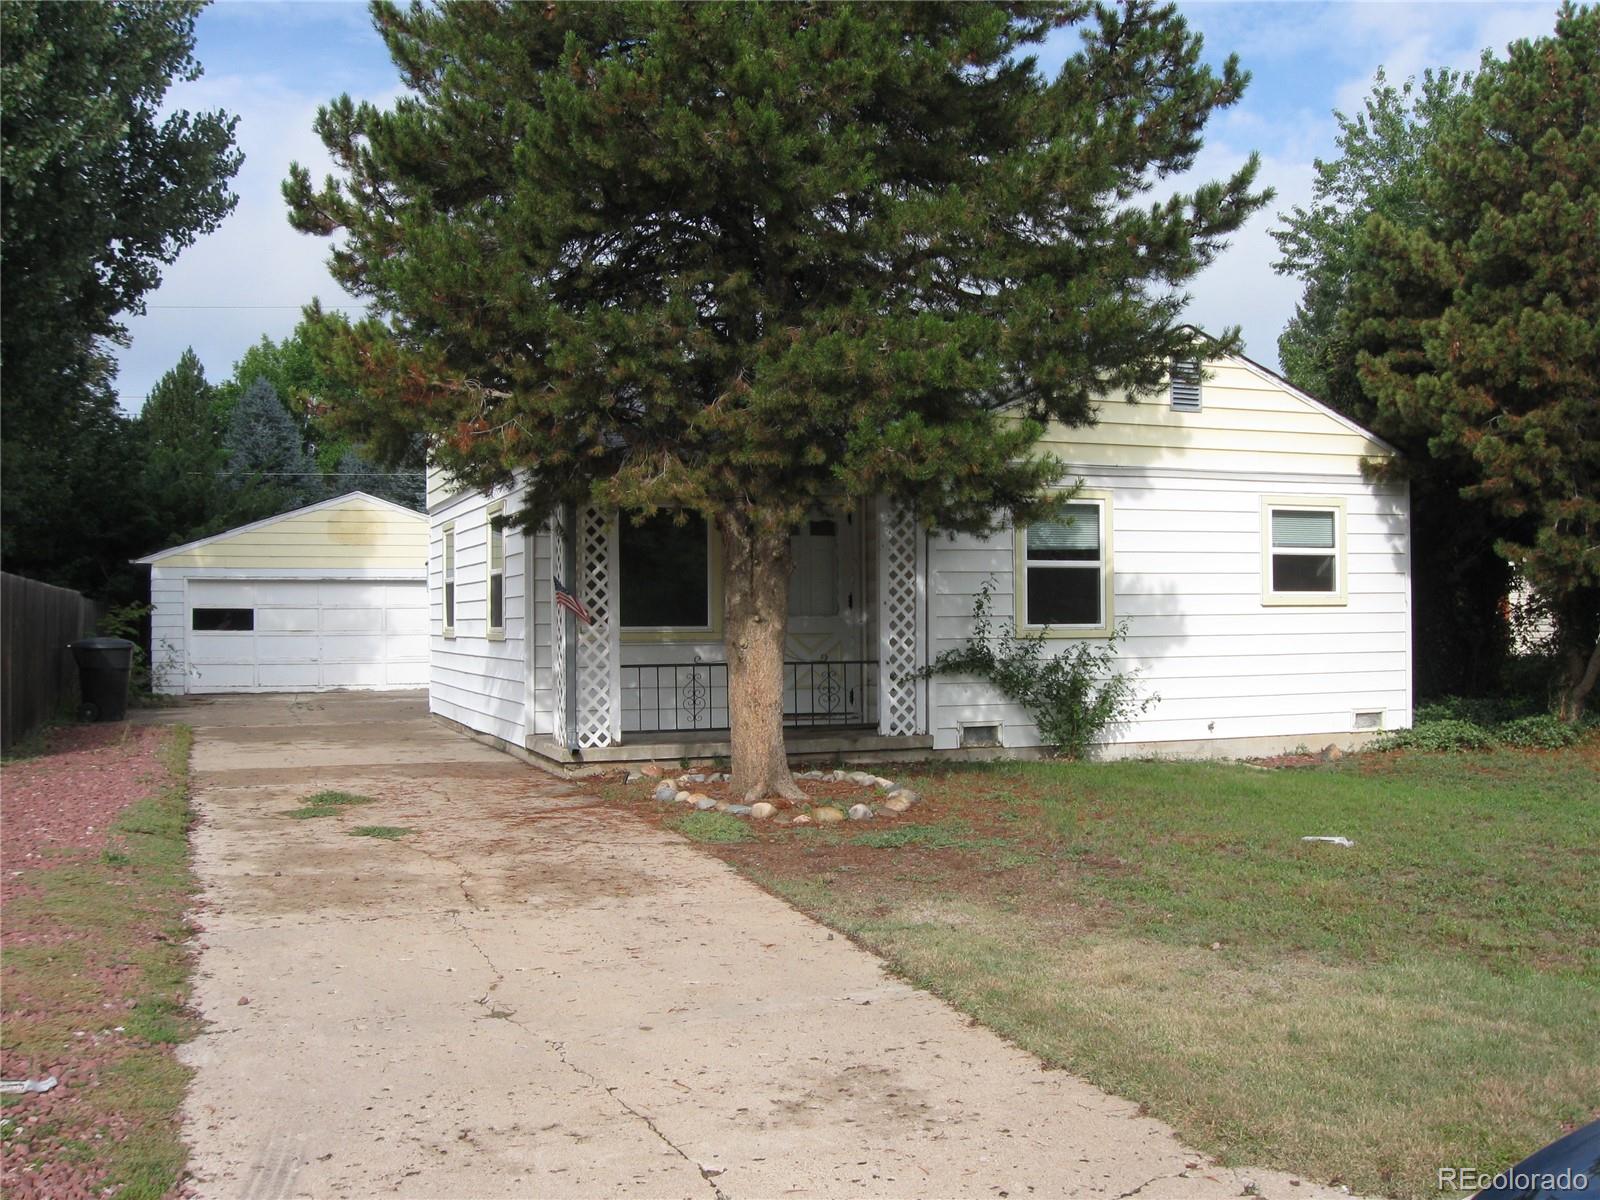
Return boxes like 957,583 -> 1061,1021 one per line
192,608 -> 253,632
442,524 -> 456,635
1018,497 -> 1110,632
619,511 -> 712,631
1262,500 -> 1346,604
486,502 -> 506,638
1170,359 -> 1202,411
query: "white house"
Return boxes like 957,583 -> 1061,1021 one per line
137,492 -> 429,695
424,352 -> 1412,762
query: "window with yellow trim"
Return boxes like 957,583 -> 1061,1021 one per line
1019,499 -> 1109,631
486,503 -> 506,636
441,524 -> 456,636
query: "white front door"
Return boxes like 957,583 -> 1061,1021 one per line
785,504 -> 871,724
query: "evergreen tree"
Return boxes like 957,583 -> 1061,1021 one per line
139,348 -> 227,544
0,0 -> 240,599
1352,4 -> 1600,719
222,377 -> 324,520
286,1 -> 1268,798
1269,69 -> 1514,699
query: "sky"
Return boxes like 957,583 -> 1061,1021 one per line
111,0 -> 1561,410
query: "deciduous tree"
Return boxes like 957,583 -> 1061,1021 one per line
287,0 -> 1267,797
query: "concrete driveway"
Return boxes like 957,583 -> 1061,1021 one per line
176,692 -> 1335,1199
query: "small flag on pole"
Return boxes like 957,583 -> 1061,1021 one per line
553,576 -> 595,626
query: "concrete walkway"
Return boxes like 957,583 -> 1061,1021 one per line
174,693 -> 1336,1199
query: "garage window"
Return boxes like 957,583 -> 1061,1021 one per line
192,608 -> 254,632
442,523 -> 457,636
486,502 -> 506,638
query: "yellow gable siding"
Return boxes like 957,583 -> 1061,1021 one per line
151,498 -> 427,570
1039,359 -> 1392,475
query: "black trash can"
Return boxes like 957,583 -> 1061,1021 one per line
69,636 -> 136,722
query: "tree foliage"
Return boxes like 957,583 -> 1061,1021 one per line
1350,3 -> 1600,719
286,0 -> 1267,790
0,0 -> 240,598
138,348 -> 227,542
222,377 -> 324,520
1269,67 -> 1515,699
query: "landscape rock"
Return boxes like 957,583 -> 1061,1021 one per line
1322,744 -> 1345,762
871,776 -> 895,789
847,771 -> 876,786
847,803 -> 873,820
626,770 -> 646,783
652,783 -> 677,803
891,788 -> 921,808
640,763 -> 665,778
791,814 -> 813,825
812,806 -> 846,824
798,770 -> 826,781
750,802 -> 777,820
879,794 -> 913,814
682,773 -> 705,783
675,790 -> 693,804
725,804 -> 753,816
691,794 -> 716,810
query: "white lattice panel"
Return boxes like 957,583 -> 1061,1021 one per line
878,501 -> 926,736
549,513 -> 569,748
574,507 -> 619,748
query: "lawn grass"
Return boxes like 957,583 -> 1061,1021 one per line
716,741 -> 1600,1200
1,726 -> 199,1199
670,810 -> 757,843
349,825 -> 411,840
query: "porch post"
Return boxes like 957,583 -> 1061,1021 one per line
573,506 -> 621,749
877,500 -> 928,736
549,508 -> 574,749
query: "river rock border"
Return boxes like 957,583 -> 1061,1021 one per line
638,766 -> 921,825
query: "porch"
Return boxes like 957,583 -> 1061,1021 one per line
538,500 -> 930,761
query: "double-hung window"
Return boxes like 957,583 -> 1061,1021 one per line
1017,496 -> 1111,634
441,523 -> 457,636
486,502 -> 506,638
1262,499 -> 1346,604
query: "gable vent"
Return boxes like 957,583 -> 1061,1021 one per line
1170,359 -> 1202,411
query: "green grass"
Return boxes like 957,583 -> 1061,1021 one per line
733,742 -> 1600,1200
349,825 -> 411,840
284,789 -> 376,819
670,810 -> 757,843
1,725 -> 200,1200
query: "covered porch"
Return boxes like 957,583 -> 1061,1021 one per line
534,500 -> 930,761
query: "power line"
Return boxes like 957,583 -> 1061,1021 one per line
141,304 -> 367,310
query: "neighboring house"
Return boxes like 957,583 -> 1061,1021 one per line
426,352 -> 1412,762
137,492 -> 428,695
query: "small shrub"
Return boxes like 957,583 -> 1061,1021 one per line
349,825 -> 411,840
1495,715 -> 1582,750
918,579 -> 1154,759
284,790 -> 375,819
1373,720 -> 1499,752
1415,696 -> 1541,726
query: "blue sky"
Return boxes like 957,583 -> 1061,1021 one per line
112,0 -> 1560,409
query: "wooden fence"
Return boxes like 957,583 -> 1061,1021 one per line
1,572 -> 100,752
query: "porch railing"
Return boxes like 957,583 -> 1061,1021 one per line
620,660 -> 878,735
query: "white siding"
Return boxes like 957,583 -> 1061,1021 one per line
929,467 -> 1412,753
428,484 -> 531,745
149,568 -> 187,695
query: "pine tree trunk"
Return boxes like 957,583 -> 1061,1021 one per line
722,515 -> 805,805
1556,635 -> 1600,724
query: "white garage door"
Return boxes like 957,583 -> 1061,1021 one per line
186,579 -> 428,693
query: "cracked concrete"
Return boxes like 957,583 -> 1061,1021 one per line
169,692 -> 1346,1199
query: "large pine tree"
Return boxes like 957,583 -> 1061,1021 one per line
139,347 -> 227,544
1352,4 -> 1600,720
286,0 -> 1267,797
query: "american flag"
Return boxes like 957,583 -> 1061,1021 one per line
553,576 -> 595,626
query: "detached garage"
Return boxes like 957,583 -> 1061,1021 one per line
137,492 -> 428,695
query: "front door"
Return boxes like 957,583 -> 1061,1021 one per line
785,503 -> 870,724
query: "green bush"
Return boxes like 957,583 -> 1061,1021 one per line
1414,696 -> 1540,726
1372,720 -> 1499,752
918,579 -> 1154,759
1495,715 -> 1583,750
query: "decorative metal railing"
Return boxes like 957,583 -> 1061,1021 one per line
620,660 -> 878,735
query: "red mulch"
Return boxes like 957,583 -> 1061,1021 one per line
2,724 -> 167,906
2,721 -> 184,1200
